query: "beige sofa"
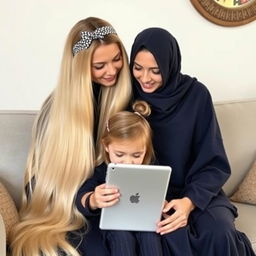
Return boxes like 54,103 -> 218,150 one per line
0,99 -> 256,254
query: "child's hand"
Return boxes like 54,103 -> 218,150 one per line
90,183 -> 120,210
156,197 -> 195,235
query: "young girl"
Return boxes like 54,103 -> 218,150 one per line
76,101 -> 164,256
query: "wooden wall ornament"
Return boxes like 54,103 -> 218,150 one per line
190,0 -> 256,26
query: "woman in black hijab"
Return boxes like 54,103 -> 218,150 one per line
130,27 -> 255,256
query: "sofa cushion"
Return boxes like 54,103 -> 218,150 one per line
0,111 -> 36,208
0,214 -> 6,256
0,181 -> 19,242
230,160 -> 256,205
214,100 -> 256,196
233,202 -> 256,252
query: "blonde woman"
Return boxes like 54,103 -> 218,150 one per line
10,17 -> 132,256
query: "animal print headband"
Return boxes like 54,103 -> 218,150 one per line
72,26 -> 117,56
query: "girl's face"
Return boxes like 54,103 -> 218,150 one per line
132,50 -> 163,93
105,138 -> 146,165
91,43 -> 123,87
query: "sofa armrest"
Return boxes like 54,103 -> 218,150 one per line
0,214 -> 6,256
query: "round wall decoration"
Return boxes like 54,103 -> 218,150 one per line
190,0 -> 256,26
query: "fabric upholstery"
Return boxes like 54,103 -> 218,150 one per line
0,181 -> 19,242
214,100 -> 256,196
0,111 -> 35,208
232,202 -> 256,252
230,160 -> 256,205
0,214 -> 6,256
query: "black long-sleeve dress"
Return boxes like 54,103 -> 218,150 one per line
129,27 -> 255,256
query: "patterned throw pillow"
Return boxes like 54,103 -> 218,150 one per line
230,160 -> 256,205
0,181 -> 19,242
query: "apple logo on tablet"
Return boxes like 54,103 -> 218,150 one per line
129,193 -> 140,203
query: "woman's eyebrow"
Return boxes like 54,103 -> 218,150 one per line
93,52 -> 121,65
113,52 -> 121,59
133,61 -> 159,70
92,62 -> 105,65
133,61 -> 142,67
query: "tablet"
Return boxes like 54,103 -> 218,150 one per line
99,163 -> 172,232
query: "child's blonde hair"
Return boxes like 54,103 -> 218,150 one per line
102,101 -> 154,164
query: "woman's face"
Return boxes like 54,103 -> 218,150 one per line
91,43 -> 123,87
133,50 -> 163,93
105,138 -> 146,165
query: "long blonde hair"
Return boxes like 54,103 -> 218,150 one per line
10,17 -> 132,256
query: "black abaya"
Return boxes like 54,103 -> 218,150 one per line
129,27 -> 255,256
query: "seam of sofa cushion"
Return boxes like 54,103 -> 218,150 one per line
214,98 -> 256,105
0,110 -> 37,115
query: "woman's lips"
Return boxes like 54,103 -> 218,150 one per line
104,76 -> 116,82
141,83 -> 153,89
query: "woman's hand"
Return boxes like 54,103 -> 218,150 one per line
89,183 -> 120,210
156,197 -> 195,235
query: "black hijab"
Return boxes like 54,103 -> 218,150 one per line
130,28 -> 195,118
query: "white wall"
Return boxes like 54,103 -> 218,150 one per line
1,0 -> 256,110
